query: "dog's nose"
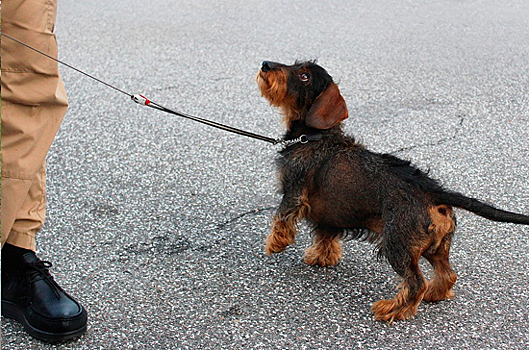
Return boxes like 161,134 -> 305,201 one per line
261,61 -> 275,72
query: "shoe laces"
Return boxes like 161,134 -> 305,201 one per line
26,260 -> 64,299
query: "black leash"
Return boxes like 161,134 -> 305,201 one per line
1,32 -> 315,148
131,94 -> 280,144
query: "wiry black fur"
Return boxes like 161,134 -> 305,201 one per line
276,63 -> 529,232
258,60 -> 529,321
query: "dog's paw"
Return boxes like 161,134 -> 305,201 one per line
303,238 -> 342,267
304,247 -> 341,267
264,233 -> 293,256
371,299 -> 418,323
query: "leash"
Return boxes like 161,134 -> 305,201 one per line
1,32 -> 314,148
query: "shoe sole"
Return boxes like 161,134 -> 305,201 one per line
2,300 -> 87,343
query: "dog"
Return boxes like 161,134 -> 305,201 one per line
256,60 -> 529,322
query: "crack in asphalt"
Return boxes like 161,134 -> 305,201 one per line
217,206 -> 276,228
391,114 -> 465,154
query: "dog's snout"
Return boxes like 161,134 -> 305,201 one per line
261,61 -> 275,72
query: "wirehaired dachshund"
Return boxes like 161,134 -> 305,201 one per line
256,60 -> 529,322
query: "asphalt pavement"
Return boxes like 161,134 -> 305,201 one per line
2,0 -> 529,349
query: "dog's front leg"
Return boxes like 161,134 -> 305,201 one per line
265,191 -> 310,256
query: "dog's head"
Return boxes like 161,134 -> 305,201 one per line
256,60 -> 348,130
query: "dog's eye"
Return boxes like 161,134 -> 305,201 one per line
299,73 -> 310,82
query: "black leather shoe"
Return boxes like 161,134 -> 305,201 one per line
1,252 -> 88,342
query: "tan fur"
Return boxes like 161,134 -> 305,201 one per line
428,205 -> 456,252
304,236 -> 343,267
257,69 -> 302,127
423,205 -> 457,302
372,281 -> 427,323
265,190 -> 311,255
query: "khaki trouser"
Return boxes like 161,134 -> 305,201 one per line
1,0 -> 68,251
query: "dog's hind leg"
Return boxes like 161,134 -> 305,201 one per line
371,255 -> 428,322
304,227 -> 343,267
371,225 -> 429,322
265,190 -> 311,256
423,205 -> 457,302
422,238 -> 457,302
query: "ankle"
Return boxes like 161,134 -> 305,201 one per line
2,244 -> 36,274
2,243 -> 34,261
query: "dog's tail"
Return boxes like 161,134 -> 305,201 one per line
434,191 -> 529,225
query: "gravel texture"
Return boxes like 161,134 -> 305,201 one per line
2,0 -> 529,349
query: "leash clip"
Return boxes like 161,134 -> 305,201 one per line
132,94 -> 151,106
277,134 -> 309,148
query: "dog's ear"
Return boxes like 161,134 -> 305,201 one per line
306,83 -> 348,129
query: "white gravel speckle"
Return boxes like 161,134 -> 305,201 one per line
2,0 -> 528,349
